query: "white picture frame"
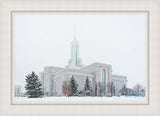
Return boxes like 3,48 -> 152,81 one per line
0,0 -> 159,116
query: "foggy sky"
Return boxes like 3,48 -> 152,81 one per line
15,14 -> 146,92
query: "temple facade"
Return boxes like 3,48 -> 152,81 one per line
40,25 -> 127,96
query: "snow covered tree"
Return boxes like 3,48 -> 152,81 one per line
69,75 -> 78,96
25,72 -> 43,98
84,77 -> 92,96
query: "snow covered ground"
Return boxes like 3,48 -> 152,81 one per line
14,96 -> 146,103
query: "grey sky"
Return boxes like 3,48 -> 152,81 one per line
15,14 -> 145,92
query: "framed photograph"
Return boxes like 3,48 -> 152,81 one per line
0,0 -> 160,116
12,11 -> 148,104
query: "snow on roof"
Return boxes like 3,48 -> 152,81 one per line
112,74 -> 127,80
81,62 -> 112,71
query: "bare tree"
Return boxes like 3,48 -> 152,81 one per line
97,82 -> 106,96
97,82 -> 103,96
140,87 -> 145,96
112,85 -> 116,96
107,81 -> 111,95
62,80 -> 71,96
107,81 -> 115,96
95,83 -> 97,96
119,85 -> 128,96
133,84 -> 144,96
15,85 -> 22,97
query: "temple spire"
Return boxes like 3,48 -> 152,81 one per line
66,24 -> 82,69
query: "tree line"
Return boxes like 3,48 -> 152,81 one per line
18,72 -> 145,98
62,75 -> 93,96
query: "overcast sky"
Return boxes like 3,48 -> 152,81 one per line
15,14 -> 145,92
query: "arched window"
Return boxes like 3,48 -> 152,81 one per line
102,69 -> 106,96
89,78 -> 92,87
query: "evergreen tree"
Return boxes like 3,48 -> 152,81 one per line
70,75 -> 78,96
25,72 -> 43,98
84,77 -> 92,96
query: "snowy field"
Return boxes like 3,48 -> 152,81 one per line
14,96 -> 146,102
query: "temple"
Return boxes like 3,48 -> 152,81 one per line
40,25 -> 127,96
